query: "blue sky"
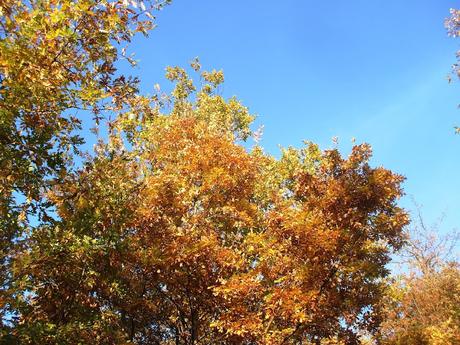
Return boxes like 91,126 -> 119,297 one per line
121,1 -> 460,235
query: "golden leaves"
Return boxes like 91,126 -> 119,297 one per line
2,5 -> 409,340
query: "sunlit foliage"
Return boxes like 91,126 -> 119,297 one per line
379,214 -> 460,345
5,63 -> 408,343
0,2 -> 410,344
445,7 -> 460,133
0,0 -> 169,335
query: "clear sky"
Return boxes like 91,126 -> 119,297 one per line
121,0 -> 460,236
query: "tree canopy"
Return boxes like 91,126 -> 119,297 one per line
2,56 -> 408,343
379,213 -> 460,345
9,1 -> 460,345
0,0 -> 168,331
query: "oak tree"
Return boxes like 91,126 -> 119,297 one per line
0,0 -> 169,331
9,65 -> 408,344
1,2 -> 409,344
379,211 -> 460,345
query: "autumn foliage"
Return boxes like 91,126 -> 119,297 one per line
3,63 -> 408,343
380,264 -> 460,345
0,1 -> 416,344
379,214 -> 460,345
0,0 -> 168,332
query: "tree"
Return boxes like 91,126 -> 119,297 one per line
379,208 -> 460,345
445,7 -> 460,133
2,2 -> 409,343
381,264 -> 460,345
0,0 -> 169,331
8,64 -> 409,344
